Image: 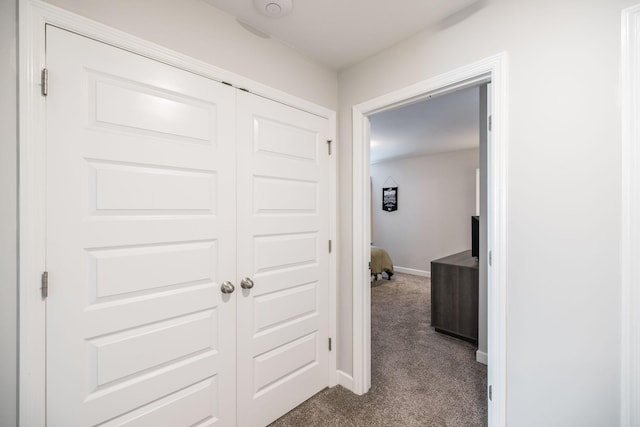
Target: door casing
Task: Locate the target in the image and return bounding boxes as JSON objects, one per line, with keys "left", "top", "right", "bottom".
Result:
{"left": 18, "top": 1, "right": 337, "bottom": 425}
{"left": 351, "top": 53, "right": 508, "bottom": 427}
{"left": 621, "top": 4, "right": 640, "bottom": 425}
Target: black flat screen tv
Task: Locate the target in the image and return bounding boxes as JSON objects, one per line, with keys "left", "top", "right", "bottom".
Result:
{"left": 471, "top": 215, "right": 479, "bottom": 260}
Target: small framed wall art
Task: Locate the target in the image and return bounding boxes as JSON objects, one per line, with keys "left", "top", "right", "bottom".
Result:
{"left": 382, "top": 186, "right": 398, "bottom": 212}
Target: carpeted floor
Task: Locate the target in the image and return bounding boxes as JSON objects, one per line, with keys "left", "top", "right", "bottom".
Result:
{"left": 269, "top": 272, "right": 487, "bottom": 427}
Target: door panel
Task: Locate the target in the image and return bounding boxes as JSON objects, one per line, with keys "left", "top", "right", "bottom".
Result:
{"left": 99, "top": 378, "right": 218, "bottom": 427}
{"left": 236, "top": 91, "right": 330, "bottom": 426}
{"left": 46, "top": 27, "right": 236, "bottom": 426}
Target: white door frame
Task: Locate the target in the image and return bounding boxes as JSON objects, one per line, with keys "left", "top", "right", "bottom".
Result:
{"left": 621, "top": 4, "right": 640, "bottom": 426}
{"left": 351, "top": 53, "right": 508, "bottom": 427}
{"left": 18, "top": 1, "right": 338, "bottom": 425}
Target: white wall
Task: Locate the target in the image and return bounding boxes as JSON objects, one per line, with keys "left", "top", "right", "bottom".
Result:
{"left": 338, "top": 0, "right": 634, "bottom": 424}
{"left": 0, "top": 0, "right": 18, "bottom": 426}
{"left": 370, "top": 149, "right": 479, "bottom": 273}
{"left": 44, "top": 0, "right": 338, "bottom": 111}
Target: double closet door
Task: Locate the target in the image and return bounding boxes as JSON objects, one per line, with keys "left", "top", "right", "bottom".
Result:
{"left": 45, "top": 26, "right": 330, "bottom": 427}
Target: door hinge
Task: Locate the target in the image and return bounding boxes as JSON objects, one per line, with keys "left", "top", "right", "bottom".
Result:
{"left": 328, "top": 240, "right": 332, "bottom": 253}
{"left": 41, "top": 271, "right": 49, "bottom": 299}
{"left": 488, "top": 115, "right": 492, "bottom": 131}
{"left": 41, "top": 68, "right": 48, "bottom": 97}
{"left": 328, "top": 337, "right": 332, "bottom": 351}
{"left": 489, "top": 250, "right": 493, "bottom": 266}
{"left": 489, "top": 385, "right": 492, "bottom": 401}
{"left": 327, "top": 140, "right": 332, "bottom": 155}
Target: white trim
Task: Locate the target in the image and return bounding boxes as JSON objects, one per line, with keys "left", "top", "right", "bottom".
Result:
{"left": 352, "top": 53, "right": 508, "bottom": 427}
{"left": 19, "top": 0, "right": 338, "bottom": 423}
{"left": 328, "top": 109, "right": 338, "bottom": 388}
{"left": 476, "top": 350, "right": 488, "bottom": 366}
{"left": 393, "top": 266, "right": 430, "bottom": 278}
{"left": 352, "top": 108, "right": 371, "bottom": 395}
{"left": 336, "top": 370, "right": 354, "bottom": 391}
{"left": 621, "top": 4, "right": 640, "bottom": 426}
{"left": 18, "top": 2, "right": 47, "bottom": 425}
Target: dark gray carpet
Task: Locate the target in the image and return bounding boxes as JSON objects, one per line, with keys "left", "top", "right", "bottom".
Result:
{"left": 270, "top": 272, "right": 487, "bottom": 427}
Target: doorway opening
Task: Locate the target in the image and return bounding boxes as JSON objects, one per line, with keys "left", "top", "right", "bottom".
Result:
{"left": 351, "top": 54, "right": 507, "bottom": 427}
{"left": 368, "top": 83, "right": 487, "bottom": 423}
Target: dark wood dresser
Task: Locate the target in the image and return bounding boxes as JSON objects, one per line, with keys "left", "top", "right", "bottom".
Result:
{"left": 430, "top": 250, "right": 479, "bottom": 344}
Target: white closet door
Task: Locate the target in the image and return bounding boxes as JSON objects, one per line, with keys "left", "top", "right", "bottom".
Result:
{"left": 236, "top": 91, "right": 330, "bottom": 426}
{"left": 46, "top": 27, "right": 236, "bottom": 426}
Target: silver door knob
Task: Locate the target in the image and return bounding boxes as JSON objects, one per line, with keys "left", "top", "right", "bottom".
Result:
{"left": 240, "top": 277, "right": 254, "bottom": 289}
{"left": 221, "top": 281, "right": 235, "bottom": 294}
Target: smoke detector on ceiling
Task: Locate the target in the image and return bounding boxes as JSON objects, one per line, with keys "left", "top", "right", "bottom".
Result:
{"left": 253, "top": 0, "right": 293, "bottom": 18}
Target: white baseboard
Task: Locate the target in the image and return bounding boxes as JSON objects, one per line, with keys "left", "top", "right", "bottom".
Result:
{"left": 394, "top": 266, "right": 430, "bottom": 278}
{"left": 336, "top": 370, "right": 354, "bottom": 391}
{"left": 476, "top": 350, "right": 488, "bottom": 365}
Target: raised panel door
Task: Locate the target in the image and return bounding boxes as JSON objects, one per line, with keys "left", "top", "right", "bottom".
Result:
{"left": 46, "top": 27, "right": 236, "bottom": 426}
{"left": 236, "top": 91, "right": 330, "bottom": 427}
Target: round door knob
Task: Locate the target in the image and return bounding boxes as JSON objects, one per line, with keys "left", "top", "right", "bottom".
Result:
{"left": 220, "top": 281, "right": 235, "bottom": 294}
{"left": 240, "top": 277, "right": 254, "bottom": 289}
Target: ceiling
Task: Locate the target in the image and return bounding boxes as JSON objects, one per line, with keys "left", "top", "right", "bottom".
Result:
{"left": 202, "top": 0, "right": 481, "bottom": 70}
{"left": 201, "top": 0, "right": 483, "bottom": 163}
{"left": 369, "top": 86, "right": 480, "bottom": 164}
